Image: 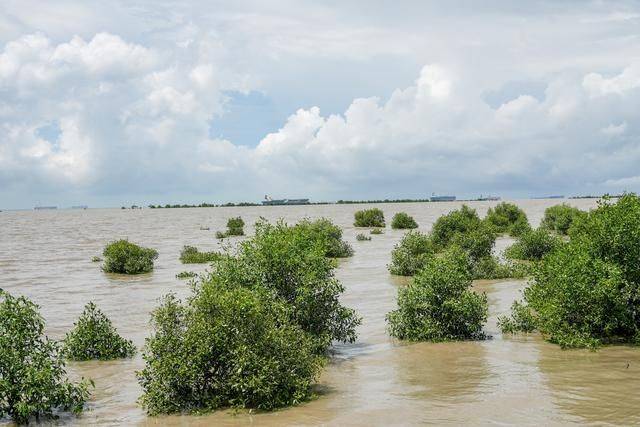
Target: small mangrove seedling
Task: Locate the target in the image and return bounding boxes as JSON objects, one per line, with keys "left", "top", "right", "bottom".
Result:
{"left": 91, "top": 256, "right": 102, "bottom": 262}
{"left": 356, "top": 233, "right": 371, "bottom": 241}
{"left": 176, "top": 271, "right": 197, "bottom": 279}
{"left": 216, "top": 216, "right": 245, "bottom": 238}
{"left": 63, "top": 302, "right": 136, "bottom": 361}
{"left": 0, "top": 290, "right": 91, "bottom": 424}
{"left": 354, "top": 208, "right": 385, "bottom": 227}
{"left": 391, "top": 212, "right": 418, "bottom": 229}
{"left": 102, "top": 240, "right": 158, "bottom": 274}
{"left": 179, "top": 245, "right": 221, "bottom": 264}
{"left": 370, "top": 228, "right": 384, "bottom": 235}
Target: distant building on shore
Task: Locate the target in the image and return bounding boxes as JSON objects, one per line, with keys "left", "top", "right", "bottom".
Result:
{"left": 430, "top": 195, "right": 456, "bottom": 202}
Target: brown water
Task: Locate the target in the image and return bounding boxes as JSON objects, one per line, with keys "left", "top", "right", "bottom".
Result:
{"left": 1, "top": 200, "right": 639, "bottom": 426}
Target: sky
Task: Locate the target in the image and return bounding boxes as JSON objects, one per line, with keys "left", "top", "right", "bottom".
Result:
{"left": 1, "top": 1, "right": 640, "bottom": 209}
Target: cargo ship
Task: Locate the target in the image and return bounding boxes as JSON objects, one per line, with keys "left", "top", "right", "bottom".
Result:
{"left": 261, "top": 195, "right": 310, "bottom": 206}
{"left": 34, "top": 206, "right": 57, "bottom": 210}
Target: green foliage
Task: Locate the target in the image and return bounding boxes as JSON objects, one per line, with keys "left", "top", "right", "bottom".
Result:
{"left": 176, "top": 271, "right": 197, "bottom": 279}
{"left": 504, "top": 228, "right": 561, "bottom": 261}
{"left": 356, "top": 233, "right": 371, "bottom": 241}
{"left": 226, "top": 216, "right": 245, "bottom": 236}
{"left": 484, "top": 202, "right": 531, "bottom": 236}
{"left": 370, "top": 228, "right": 384, "bottom": 234}
{"left": 138, "top": 288, "right": 323, "bottom": 415}
{"left": 501, "top": 194, "right": 640, "bottom": 348}
{"left": 179, "top": 245, "right": 221, "bottom": 264}
{"left": 102, "top": 240, "right": 158, "bottom": 274}
{"left": 354, "top": 208, "right": 385, "bottom": 227}
{"left": 63, "top": 302, "right": 136, "bottom": 361}
{"left": 293, "top": 218, "right": 353, "bottom": 257}
{"left": 471, "top": 256, "right": 529, "bottom": 280}
{"left": 391, "top": 212, "right": 418, "bottom": 229}
{"left": 91, "top": 256, "right": 102, "bottom": 262}
{"left": 430, "top": 205, "right": 483, "bottom": 248}
{"left": 215, "top": 217, "right": 245, "bottom": 238}
{"left": 388, "top": 231, "right": 435, "bottom": 276}
{"left": 540, "top": 203, "right": 585, "bottom": 235}
{"left": 211, "top": 219, "right": 361, "bottom": 353}
{"left": 0, "top": 291, "right": 91, "bottom": 424}
{"left": 498, "top": 301, "right": 536, "bottom": 334}
{"left": 386, "top": 247, "right": 488, "bottom": 341}
{"left": 449, "top": 221, "right": 496, "bottom": 262}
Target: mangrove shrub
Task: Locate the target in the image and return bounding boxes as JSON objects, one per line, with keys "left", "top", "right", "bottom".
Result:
{"left": 356, "top": 233, "right": 371, "bottom": 241}
{"left": 0, "top": 291, "right": 91, "bottom": 424}
{"left": 387, "top": 247, "right": 488, "bottom": 341}
{"left": 484, "top": 202, "right": 531, "bottom": 236}
{"left": 504, "top": 228, "right": 561, "bottom": 261}
{"left": 388, "top": 231, "right": 435, "bottom": 276}
{"left": 391, "top": 212, "right": 418, "bottom": 229}
{"left": 138, "top": 288, "right": 322, "bottom": 415}
{"left": 354, "top": 208, "right": 385, "bottom": 227}
{"left": 500, "top": 194, "right": 640, "bottom": 348}
{"left": 179, "top": 245, "right": 221, "bottom": 264}
{"left": 102, "top": 240, "right": 158, "bottom": 274}
{"left": 63, "top": 302, "right": 136, "bottom": 361}
{"left": 216, "top": 216, "right": 245, "bottom": 238}
{"left": 211, "top": 219, "right": 361, "bottom": 353}
{"left": 294, "top": 218, "right": 353, "bottom": 257}
{"left": 540, "top": 203, "right": 585, "bottom": 235}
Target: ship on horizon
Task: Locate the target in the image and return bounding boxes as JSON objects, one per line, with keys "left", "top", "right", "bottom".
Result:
{"left": 262, "top": 195, "right": 310, "bottom": 206}
{"left": 34, "top": 206, "right": 57, "bottom": 210}
{"left": 430, "top": 194, "right": 456, "bottom": 202}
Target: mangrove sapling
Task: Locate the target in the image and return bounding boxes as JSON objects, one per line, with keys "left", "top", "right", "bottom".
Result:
{"left": 225, "top": 216, "right": 245, "bottom": 236}
{"left": 294, "top": 218, "right": 353, "bottom": 257}
{"left": 137, "top": 288, "right": 323, "bottom": 415}
{"left": 388, "top": 231, "right": 435, "bottom": 276}
{"left": 499, "top": 194, "right": 640, "bottom": 348}
{"left": 356, "top": 233, "right": 371, "bottom": 241}
{"left": 63, "top": 302, "right": 136, "bottom": 361}
{"left": 386, "top": 247, "right": 488, "bottom": 341}
{"left": 179, "top": 245, "right": 221, "bottom": 264}
{"left": 370, "top": 228, "right": 384, "bottom": 235}
{"left": 471, "top": 256, "right": 529, "bottom": 280}
{"left": 211, "top": 219, "right": 361, "bottom": 353}
{"left": 504, "top": 228, "right": 561, "bottom": 261}
{"left": 484, "top": 202, "right": 531, "bottom": 237}
{"left": 430, "top": 205, "right": 483, "bottom": 248}
{"left": 102, "top": 240, "right": 158, "bottom": 274}
{"left": 354, "top": 208, "right": 385, "bottom": 227}
{"left": 540, "top": 203, "right": 586, "bottom": 235}
{"left": 391, "top": 212, "right": 418, "bottom": 229}
{"left": 176, "top": 271, "right": 197, "bottom": 279}
{"left": 0, "top": 291, "right": 91, "bottom": 424}
{"left": 91, "top": 256, "right": 102, "bottom": 262}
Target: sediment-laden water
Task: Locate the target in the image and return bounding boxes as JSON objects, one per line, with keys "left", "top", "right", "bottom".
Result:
{"left": 1, "top": 199, "right": 638, "bottom": 425}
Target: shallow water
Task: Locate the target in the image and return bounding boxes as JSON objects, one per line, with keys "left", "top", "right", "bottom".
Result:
{"left": 1, "top": 199, "right": 639, "bottom": 426}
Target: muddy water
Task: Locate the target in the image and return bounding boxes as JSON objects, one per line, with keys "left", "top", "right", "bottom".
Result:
{"left": 1, "top": 199, "right": 639, "bottom": 426}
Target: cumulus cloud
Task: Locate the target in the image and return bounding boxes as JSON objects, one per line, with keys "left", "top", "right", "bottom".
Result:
{"left": 1, "top": 1, "right": 640, "bottom": 207}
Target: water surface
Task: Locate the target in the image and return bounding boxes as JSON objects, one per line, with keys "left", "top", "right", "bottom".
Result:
{"left": 1, "top": 199, "right": 638, "bottom": 426}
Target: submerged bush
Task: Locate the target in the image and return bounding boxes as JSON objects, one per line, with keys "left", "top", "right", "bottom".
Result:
{"left": 226, "top": 216, "right": 245, "bottom": 236}
{"left": 63, "top": 302, "right": 136, "bottom": 361}
{"left": 541, "top": 203, "right": 585, "bottom": 235}
{"left": 504, "top": 228, "right": 561, "bottom": 261}
{"left": 471, "top": 256, "right": 529, "bottom": 280}
{"left": 91, "top": 256, "right": 102, "bottom": 263}
{"left": 500, "top": 194, "right": 640, "bottom": 348}
{"left": 138, "top": 288, "right": 323, "bottom": 415}
{"left": 386, "top": 247, "right": 488, "bottom": 341}
{"left": 356, "top": 233, "right": 371, "bottom": 241}
{"left": 176, "top": 271, "right": 197, "bottom": 279}
{"left": 0, "top": 291, "right": 91, "bottom": 424}
{"left": 388, "top": 231, "right": 435, "bottom": 276}
{"left": 211, "top": 219, "right": 361, "bottom": 353}
{"left": 216, "top": 217, "right": 245, "bottom": 238}
{"left": 370, "top": 228, "right": 384, "bottom": 235}
{"left": 102, "top": 240, "right": 158, "bottom": 274}
{"left": 430, "top": 205, "right": 483, "bottom": 248}
{"left": 484, "top": 202, "right": 531, "bottom": 236}
{"left": 354, "top": 208, "right": 385, "bottom": 227}
{"left": 179, "top": 245, "right": 221, "bottom": 264}
{"left": 391, "top": 212, "right": 418, "bottom": 229}
{"left": 294, "top": 218, "right": 353, "bottom": 257}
